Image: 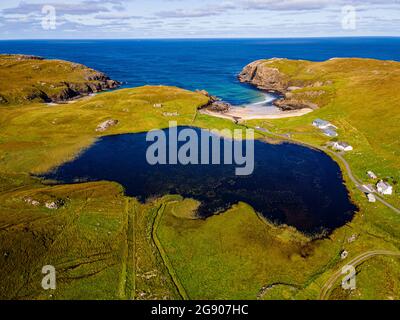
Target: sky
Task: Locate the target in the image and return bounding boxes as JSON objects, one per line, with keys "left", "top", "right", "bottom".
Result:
{"left": 0, "top": 0, "right": 399, "bottom": 39}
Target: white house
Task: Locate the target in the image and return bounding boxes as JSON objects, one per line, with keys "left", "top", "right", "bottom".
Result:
{"left": 367, "top": 193, "right": 376, "bottom": 203}
{"left": 333, "top": 141, "right": 353, "bottom": 152}
{"left": 376, "top": 180, "right": 393, "bottom": 195}
{"left": 367, "top": 171, "right": 378, "bottom": 179}
{"left": 323, "top": 128, "right": 338, "bottom": 138}
{"left": 313, "top": 119, "right": 337, "bottom": 130}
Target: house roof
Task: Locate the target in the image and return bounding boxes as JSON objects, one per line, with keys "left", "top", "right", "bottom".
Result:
{"left": 367, "top": 193, "right": 376, "bottom": 201}
{"left": 313, "top": 119, "right": 330, "bottom": 126}
{"left": 377, "top": 180, "right": 392, "bottom": 189}
{"left": 323, "top": 128, "right": 338, "bottom": 137}
{"left": 336, "top": 142, "right": 350, "bottom": 147}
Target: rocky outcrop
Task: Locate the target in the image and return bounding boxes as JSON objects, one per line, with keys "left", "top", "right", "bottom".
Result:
{"left": 24, "top": 197, "right": 40, "bottom": 206}
{"left": 0, "top": 54, "right": 121, "bottom": 105}
{"left": 96, "top": 119, "right": 119, "bottom": 132}
{"left": 45, "top": 200, "right": 65, "bottom": 210}
{"left": 0, "top": 95, "right": 7, "bottom": 104}
{"left": 1, "top": 54, "right": 45, "bottom": 61}
{"left": 195, "top": 89, "right": 219, "bottom": 102}
{"left": 239, "top": 59, "right": 327, "bottom": 111}
{"left": 26, "top": 90, "right": 51, "bottom": 103}
{"left": 206, "top": 101, "right": 231, "bottom": 113}
{"left": 238, "top": 60, "right": 289, "bottom": 93}
{"left": 274, "top": 98, "right": 318, "bottom": 111}
{"left": 24, "top": 196, "right": 65, "bottom": 210}
{"left": 196, "top": 89, "right": 232, "bottom": 114}
{"left": 47, "top": 78, "right": 120, "bottom": 103}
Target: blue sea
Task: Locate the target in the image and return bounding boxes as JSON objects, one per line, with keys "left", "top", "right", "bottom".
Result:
{"left": 1, "top": 37, "right": 399, "bottom": 105}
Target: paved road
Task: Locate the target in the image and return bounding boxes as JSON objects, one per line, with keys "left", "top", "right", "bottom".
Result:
{"left": 319, "top": 250, "right": 400, "bottom": 300}
{"left": 254, "top": 126, "right": 400, "bottom": 215}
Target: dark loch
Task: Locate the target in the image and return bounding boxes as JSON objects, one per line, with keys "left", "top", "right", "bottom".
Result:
{"left": 43, "top": 127, "right": 357, "bottom": 234}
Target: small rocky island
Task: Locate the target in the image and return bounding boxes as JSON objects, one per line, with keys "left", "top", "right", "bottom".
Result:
{"left": 0, "top": 54, "right": 120, "bottom": 105}
{"left": 196, "top": 89, "right": 232, "bottom": 113}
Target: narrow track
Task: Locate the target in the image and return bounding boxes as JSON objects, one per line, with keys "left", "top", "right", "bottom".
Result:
{"left": 151, "top": 203, "right": 189, "bottom": 300}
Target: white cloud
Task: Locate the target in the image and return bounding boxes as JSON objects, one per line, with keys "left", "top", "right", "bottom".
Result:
{"left": 0, "top": 0, "right": 399, "bottom": 38}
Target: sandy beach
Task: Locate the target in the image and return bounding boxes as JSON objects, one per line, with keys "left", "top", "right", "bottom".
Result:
{"left": 201, "top": 92, "right": 314, "bottom": 121}
{"left": 200, "top": 107, "right": 313, "bottom": 120}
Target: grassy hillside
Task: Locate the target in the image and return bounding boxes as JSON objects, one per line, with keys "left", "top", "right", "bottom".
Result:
{"left": 0, "top": 85, "right": 214, "bottom": 174}
{"left": 0, "top": 54, "right": 119, "bottom": 105}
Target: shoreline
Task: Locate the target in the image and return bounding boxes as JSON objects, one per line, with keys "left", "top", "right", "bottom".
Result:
{"left": 200, "top": 89, "right": 314, "bottom": 121}
{"left": 200, "top": 106, "right": 313, "bottom": 121}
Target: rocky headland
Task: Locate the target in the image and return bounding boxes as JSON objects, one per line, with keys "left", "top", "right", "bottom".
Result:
{"left": 238, "top": 58, "right": 332, "bottom": 111}
{"left": 0, "top": 54, "right": 120, "bottom": 105}
{"left": 196, "top": 89, "right": 232, "bottom": 113}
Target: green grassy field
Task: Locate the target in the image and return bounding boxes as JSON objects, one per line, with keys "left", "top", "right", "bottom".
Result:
{"left": 0, "top": 54, "right": 119, "bottom": 105}
{"left": 1, "top": 56, "right": 399, "bottom": 300}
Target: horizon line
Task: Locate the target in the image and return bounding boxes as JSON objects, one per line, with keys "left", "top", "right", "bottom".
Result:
{"left": 1, "top": 35, "right": 400, "bottom": 41}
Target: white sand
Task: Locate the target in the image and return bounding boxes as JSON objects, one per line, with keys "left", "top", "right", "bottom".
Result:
{"left": 201, "top": 92, "right": 314, "bottom": 121}
{"left": 201, "top": 107, "right": 313, "bottom": 121}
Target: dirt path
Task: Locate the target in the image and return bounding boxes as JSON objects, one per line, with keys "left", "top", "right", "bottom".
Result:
{"left": 151, "top": 203, "right": 189, "bottom": 300}
{"left": 118, "top": 198, "right": 136, "bottom": 299}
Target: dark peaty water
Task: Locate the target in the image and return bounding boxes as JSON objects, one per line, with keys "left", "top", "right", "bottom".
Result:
{"left": 43, "top": 127, "right": 357, "bottom": 235}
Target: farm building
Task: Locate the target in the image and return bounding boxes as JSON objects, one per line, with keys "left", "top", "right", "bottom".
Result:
{"left": 313, "top": 119, "right": 337, "bottom": 130}
{"left": 323, "top": 128, "right": 338, "bottom": 138}
{"left": 376, "top": 181, "right": 393, "bottom": 195}
{"left": 367, "top": 171, "right": 378, "bottom": 179}
{"left": 333, "top": 141, "right": 353, "bottom": 152}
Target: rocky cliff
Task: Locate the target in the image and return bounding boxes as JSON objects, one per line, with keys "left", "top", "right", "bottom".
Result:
{"left": 0, "top": 54, "right": 120, "bottom": 105}
{"left": 195, "top": 89, "right": 232, "bottom": 113}
{"left": 238, "top": 59, "right": 327, "bottom": 111}
{"left": 238, "top": 59, "right": 289, "bottom": 93}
